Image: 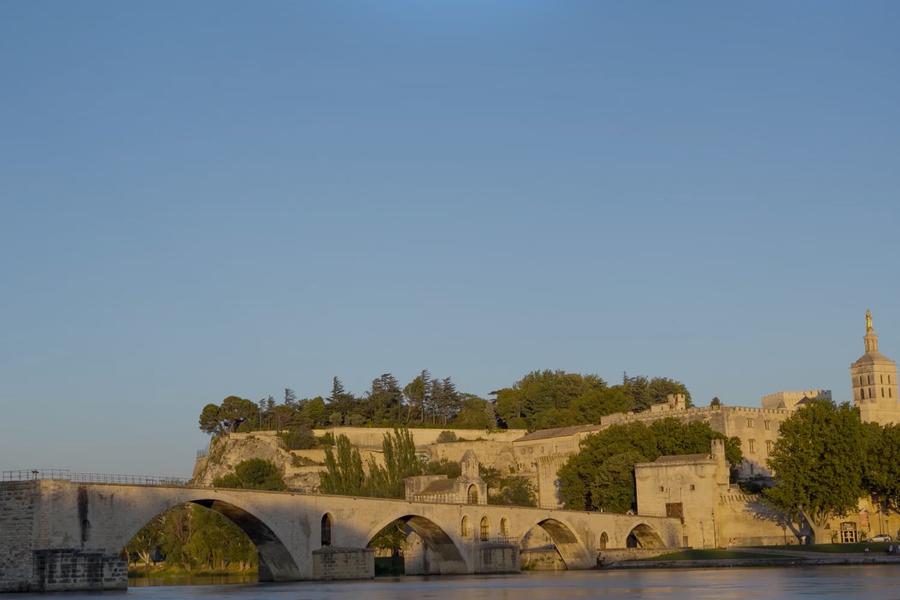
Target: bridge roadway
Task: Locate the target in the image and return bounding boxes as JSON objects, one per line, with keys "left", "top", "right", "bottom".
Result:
{"left": 0, "top": 479, "right": 682, "bottom": 592}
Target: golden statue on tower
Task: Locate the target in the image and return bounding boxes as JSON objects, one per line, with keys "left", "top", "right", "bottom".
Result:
{"left": 866, "top": 309, "right": 874, "bottom": 332}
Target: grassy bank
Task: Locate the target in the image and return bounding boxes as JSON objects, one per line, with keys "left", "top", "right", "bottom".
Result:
{"left": 644, "top": 549, "right": 777, "bottom": 561}
{"left": 752, "top": 543, "right": 894, "bottom": 554}
{"left": 128, "top": 565, "right": 257, "bottom": 578}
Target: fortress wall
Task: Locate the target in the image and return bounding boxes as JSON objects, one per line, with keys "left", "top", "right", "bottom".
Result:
{"left": 311, "top": 427, "right": 527, "bottom": 448}
{"left": 426, "top": 441, "right": 517, "bottom": 472}
{"left": 0, "top": 482, "right": 37, "bottom": 592}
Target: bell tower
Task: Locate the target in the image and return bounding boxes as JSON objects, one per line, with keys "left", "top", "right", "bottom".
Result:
{"left": 850, "top": 310, "right": 900, "bottom": 425}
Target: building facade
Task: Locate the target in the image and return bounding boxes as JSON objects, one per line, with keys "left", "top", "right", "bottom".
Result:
{"left": 851, "top": 310, "right": 900, "bottom": 425}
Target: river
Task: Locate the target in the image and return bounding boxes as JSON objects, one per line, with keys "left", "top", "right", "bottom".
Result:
{"left": 5, "top": 567, "right": 900, "bottom": 599}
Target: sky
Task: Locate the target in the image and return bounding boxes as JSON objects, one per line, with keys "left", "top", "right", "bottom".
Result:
{"left": 1, "top": 2, "right": 899, "bottom": 476}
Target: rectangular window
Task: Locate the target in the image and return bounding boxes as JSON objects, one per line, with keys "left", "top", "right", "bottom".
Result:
{"left": 665, "top": 502, "right": 684, "bottom": 523}
{"left": 764, "top": 420, "right": 771, "bottom": 431}
{"left": 748, "top": 439, "right": 756, "bottom": 453}
{"left": 766, "top": 440, "right": 774, "bottom": 453}
{"left": 746, "top": 419, "right": 754, "bottom": 428}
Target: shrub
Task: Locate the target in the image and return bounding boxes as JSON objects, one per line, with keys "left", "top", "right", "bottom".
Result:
{"left": 436, "top": 431, "right": 458, "bottom": 443}
{"left": 278, "top": 428, "right": 317, "bottom": 450}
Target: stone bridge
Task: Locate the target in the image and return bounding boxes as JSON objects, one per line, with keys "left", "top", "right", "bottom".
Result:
{"left": 0, "top": 479, "right": 682, "bottom": 592}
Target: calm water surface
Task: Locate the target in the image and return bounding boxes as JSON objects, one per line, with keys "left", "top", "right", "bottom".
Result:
{"left": 9, "top": 567, "right": 900, "bottom": 599}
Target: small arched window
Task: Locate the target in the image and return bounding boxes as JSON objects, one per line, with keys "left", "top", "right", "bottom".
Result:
{"left": 480, "top": 516, "right": 490, "bottom": 541}
{"left": 461, "top": 516, "right": 470, "bottom": 537}
{"left": 599, "top": 531, "right": 609, "bottom": 549}
{"left": 500, "top": 517, "right": 509, "bottom": 537}
{"left": 321, "top": 513, "right": 332, "bottom": 547}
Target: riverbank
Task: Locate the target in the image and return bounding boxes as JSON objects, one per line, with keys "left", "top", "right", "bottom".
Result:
{"left": 602, "top": 545, "right": 900, "bottom": 570}
{"left": 128, "top": 565, "right": 257, "bottom": 578}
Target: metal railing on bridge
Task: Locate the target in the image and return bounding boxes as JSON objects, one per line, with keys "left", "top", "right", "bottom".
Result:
{"left": 1, "top": 469, "right": 189, "bottom": 487}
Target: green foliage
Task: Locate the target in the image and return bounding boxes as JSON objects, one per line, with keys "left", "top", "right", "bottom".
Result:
{"left": 424, "top": 458, "right": 462, "bottom": 478}
{"left": 765, "top": 400, "right": 868, "bottom": 528}
{"left": 558, "top": 418, "right": 741, "bottom": 512}
{"left": 212, "top": 459, "right": 286, "bottom": 491}
{"left": 368, "top": 519, "right": 407, "bottom": 551}
{"left": 126, "top": 504, "right": 257, "bottom": 572}
{"left": 436, "top": 430, "right": 458, "bottom": 443}
{"left": 451, "top": 395, "right": 496, "bottom": 429}
{"left": 489, "top": 476, "right": 537, "bottom": 507}
{"left": 493, "top": 370, "right": 691, "bottom": 430}
{"left": 278, "top": 427, "right": 317, "bottom": 450}
{"left": 319, "top": 434, "right": 367, "bottom": 496}
{"left": 367, "top": 428, "right": 423, "bottom": 498}
{"left": 320, "top": 429, "right": 424, "bottom": 498}
{"left": 197, "top": 370, "right": 692, "bottom": 436}
{"left": 863, "top": 423, "right": 900, "bottom": 512}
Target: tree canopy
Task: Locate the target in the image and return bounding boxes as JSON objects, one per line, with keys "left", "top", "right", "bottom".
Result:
{"left": 198, "top": 370, "right": 693, "bottom": 437}
{"left": 493, "top": 370, "right": 691, "bottom": 430}
{"left": 764, "top": 400, "right": 883, "bottom": 539}
{"left": 558, "top": 418, "right": 741, "bottom": 513}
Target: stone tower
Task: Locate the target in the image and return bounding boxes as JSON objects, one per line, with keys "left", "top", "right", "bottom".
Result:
{"left": 851, "top": 309, "right": 900, "bottom": 425}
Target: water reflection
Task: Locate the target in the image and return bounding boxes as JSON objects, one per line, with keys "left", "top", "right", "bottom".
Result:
{"left": 8, "top": 566, "right": 900, "bottom": 599}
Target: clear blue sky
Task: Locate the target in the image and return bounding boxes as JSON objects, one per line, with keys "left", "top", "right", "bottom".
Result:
{"left": 2, "top": 2, "right": 899, "bottom": 476}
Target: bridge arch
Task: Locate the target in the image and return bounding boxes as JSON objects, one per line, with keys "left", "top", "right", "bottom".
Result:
{"left": 366, "top": 514, "right": 468, "bottom": 575}
{"left": 521, "top": 517, "right": 593, "bottom": 570}
{"left": 121, "top": 496, "right": 300, "bottom": 582}
{"left": 625, "top": 523, "right": 665, "bottom": 548}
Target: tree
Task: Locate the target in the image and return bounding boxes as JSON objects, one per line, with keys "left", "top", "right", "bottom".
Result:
{"left": 367, "top": 429, "right": 423, "bottom": 498}
{"left": 212, "top": 459, "right": 287, "bottom": 491}
{"left": 278, "top": 427, "right": 317, "bottom": 450}
{"left": 622, "top": 374, "right": 692, "bottom": 411}
{"left": 199, "top": 404, "right": 222, "bottom": 435}
{"left": 452, "top": 395, "right": 496, "bottom": 429}
{"left": 320, "top": 429, "right": 424, "bottom": 499}
{"left": 326, "top": 376, "right": 357, "bottom": 424}
{"left": 765, "top": 400, "right": 867, "bottom": 542}
{"left": 558, "top": 418, "right": 741, "bottom": 512}
{"left": 365, "top": 373, "right": 404, "bottom": 425}
{"left": 319, "top": 434, "right": 367, "bottom": 496}
{"left": 863, "top": 423, "right": 900, "bottom": 513}
{"left": 403, "top": 370, "right": 431, "bottom": 424}
{"left": 490, "top": 477, "right": 537, "bottom": 507}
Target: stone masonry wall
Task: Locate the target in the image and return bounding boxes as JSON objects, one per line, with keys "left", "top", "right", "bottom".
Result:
{"left": 311, "top": 547, "right": 373, "bottom": 580}
{"left": 32, "top": 550, "right": 126, "bottom": 592}
{"left": 0, "top": 482, "right": 36, "bottom": 592}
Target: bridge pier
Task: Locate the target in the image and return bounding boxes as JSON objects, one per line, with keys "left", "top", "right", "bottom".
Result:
{"left": 0, "top": 481, "right": 128, "bottom": 592}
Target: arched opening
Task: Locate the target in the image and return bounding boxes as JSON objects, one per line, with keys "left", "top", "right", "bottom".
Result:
{"left": 321, "top": 513, "right": 332, "bottom": 547}
{"left": 480, "top": 516, "right": 490, "bottom": 541}
{"left": 519, "top": 518, "right": 592, "bottom": 571}
{"left": 367, "top": 514, "right": 468, "bottom": 576}
{"left": 467, "top": 484, "right": 479, "bottom": 504}
{"left": 123, "top": 499, "right": 300, "bottom": 585}
{"left": 625, "top": 524, "right": 665, "bottom": 549}
{"left": 500, "top": 517, "right": 509, "bottom": 538}
{"left": 599, "top": 531, "right": 608, "bottom": 550}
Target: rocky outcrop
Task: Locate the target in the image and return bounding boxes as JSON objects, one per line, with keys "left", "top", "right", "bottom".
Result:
{"left": 192, "top": 432, "right": 325, "bottom": 493}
